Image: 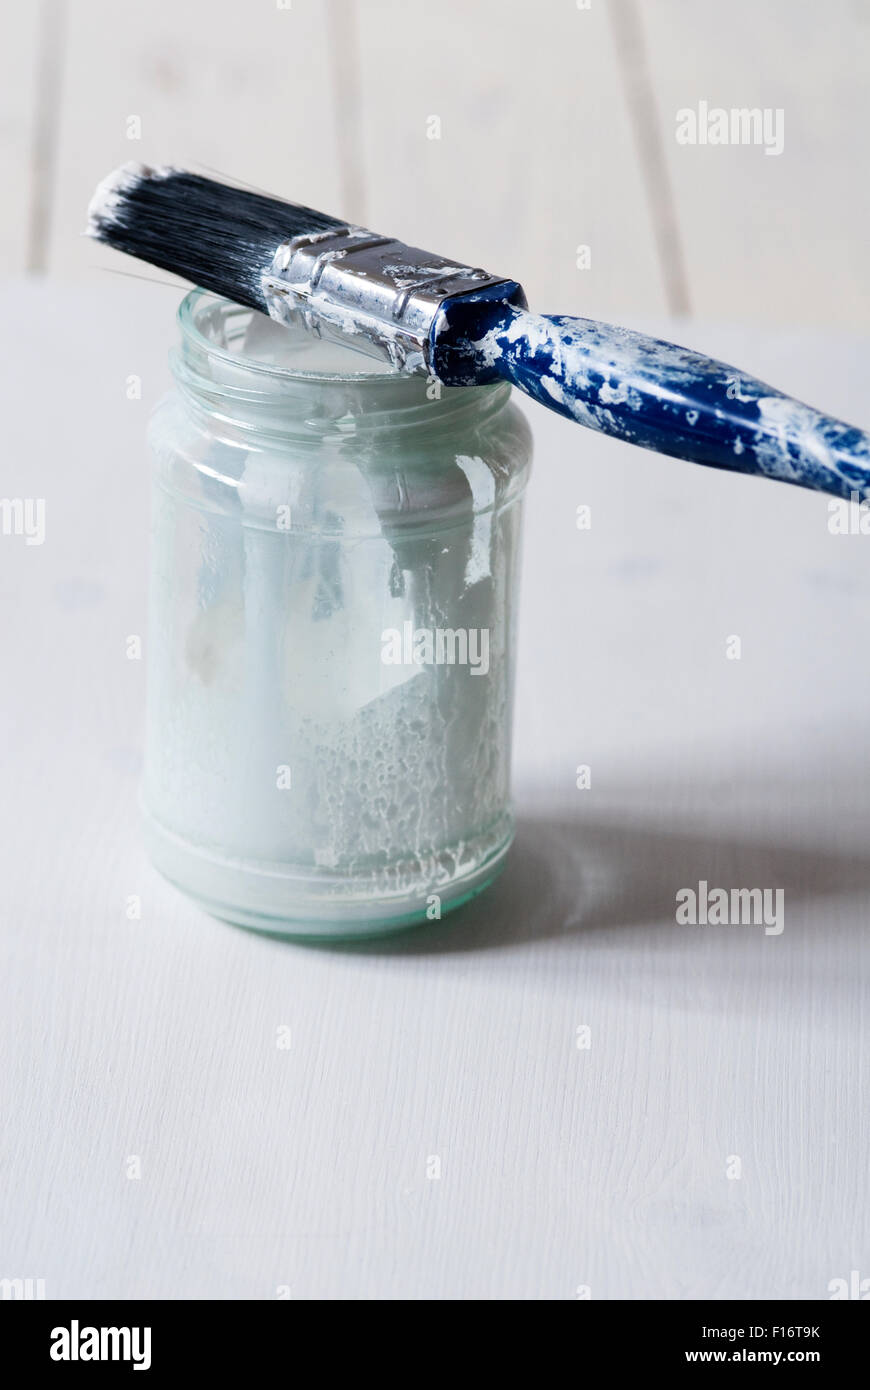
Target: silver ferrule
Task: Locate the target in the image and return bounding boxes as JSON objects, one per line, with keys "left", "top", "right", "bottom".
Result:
{"left": 260, "top": 226, "right": 509, "bottom": 374}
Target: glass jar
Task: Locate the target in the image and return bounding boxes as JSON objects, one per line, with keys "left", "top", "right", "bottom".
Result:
{"left": 142, "top": 290, "right": 532, "bottom": 938}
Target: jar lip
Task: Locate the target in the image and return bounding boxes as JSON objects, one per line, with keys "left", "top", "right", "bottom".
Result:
{"left": 173, "top": 289, "right": 513, "bottom": 440}
{"left": 178, "top": 288, "right": 418, "bottom": 386}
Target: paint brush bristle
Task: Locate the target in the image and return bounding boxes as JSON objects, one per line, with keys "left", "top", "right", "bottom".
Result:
{"left": 86, "top": 163, "right": 345, "bottom": 313}
{"left": 86, "top": 163, "right": 515, "bottom": 373}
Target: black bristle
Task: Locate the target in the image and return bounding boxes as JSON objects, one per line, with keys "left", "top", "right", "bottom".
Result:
{"left": 87, "top": 165, "right": 345, "bottom": 311}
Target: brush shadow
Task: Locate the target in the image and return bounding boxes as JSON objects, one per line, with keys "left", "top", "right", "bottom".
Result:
{"left": 329, "top": 809, "right": 870, "bottom": 956}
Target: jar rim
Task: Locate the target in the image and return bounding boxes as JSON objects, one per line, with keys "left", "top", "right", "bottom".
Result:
{"left": 172, "top": 289, "right": 511, "bottom": 439}
{"left": 178, "top": 288, "right": 421, "bottom": 386}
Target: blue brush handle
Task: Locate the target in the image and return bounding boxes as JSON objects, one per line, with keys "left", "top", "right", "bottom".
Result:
{"left": 432, "top": 295, "right": 870, "bottom": 502}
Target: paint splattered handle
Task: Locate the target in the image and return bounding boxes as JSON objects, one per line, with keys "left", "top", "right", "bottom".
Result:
{"left": 445, "top": 303, "right": 870, "bottom": 502}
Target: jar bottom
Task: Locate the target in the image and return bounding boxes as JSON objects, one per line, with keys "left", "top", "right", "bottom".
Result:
{"left": 141, "top": 803, "right": 514, "bottom": 940}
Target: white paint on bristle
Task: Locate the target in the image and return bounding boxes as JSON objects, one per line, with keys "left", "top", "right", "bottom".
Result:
{"left": 86, "top": 162, "right": 177, "bottom": 235}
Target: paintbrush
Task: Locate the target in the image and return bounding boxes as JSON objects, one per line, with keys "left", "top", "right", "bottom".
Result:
{"left": 88, "top": 163, "right": 870, "bottom": 503}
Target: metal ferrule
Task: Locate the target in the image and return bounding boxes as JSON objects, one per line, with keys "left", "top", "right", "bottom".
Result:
{"left": 260, "top": 225, "right": 510, "bottom": 374}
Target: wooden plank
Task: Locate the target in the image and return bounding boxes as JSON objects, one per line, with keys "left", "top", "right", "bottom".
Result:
{"left": 352, "top": 0, "right": 669, "bottom": 323}
{"left": 640, "top": 0, "right": 870, "bottom": 330}
{"left": 1, "top": 284, "right": 868, "bottom": 1296}
{"left": 0, "top": 0, "right": 42, "bottom": 270}
{"left": 48, "top": 0, "right": 346, "bottom": 276}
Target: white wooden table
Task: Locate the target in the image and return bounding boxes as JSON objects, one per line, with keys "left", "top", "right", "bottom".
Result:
{"left": 1, "top": 281, "right": 867, "bottom": 1299}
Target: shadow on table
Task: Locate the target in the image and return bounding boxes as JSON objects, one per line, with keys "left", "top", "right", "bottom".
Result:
{"left": 329, "top": 808, "right": 870, "bottom": 956}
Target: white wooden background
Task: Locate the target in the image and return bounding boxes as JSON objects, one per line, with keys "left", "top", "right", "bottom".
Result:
{"left": 2, "top": 0, "right": 869, "bottom": 1302}
{"left": 0, "top": 283, "right": 868, "bottom": 1299}
{"left": 2, "top": 0, "right": 869, "bottom": 329}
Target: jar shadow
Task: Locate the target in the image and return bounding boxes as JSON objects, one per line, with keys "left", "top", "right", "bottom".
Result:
{"left": 306, "top": 810, "right": 870, "bottom": 956}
